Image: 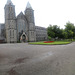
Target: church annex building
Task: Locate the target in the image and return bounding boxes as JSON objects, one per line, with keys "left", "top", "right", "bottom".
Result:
{"left": 0, "top": 0, "right": 47, "bottom": 43}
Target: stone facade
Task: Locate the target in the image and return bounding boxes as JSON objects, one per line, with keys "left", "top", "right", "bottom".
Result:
{"left": 0, "top": 24, "right": 5, "bottom": 43}
{"left": 4, "top": 0, "right": 17, "bottom": 43}
{"left": 0, "top": 0, "right": 47, "bottom": 43}
{"left": 35, "top": 26, "right": 48, "bottom": 41}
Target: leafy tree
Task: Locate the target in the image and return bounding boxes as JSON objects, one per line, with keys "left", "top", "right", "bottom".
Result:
{"left": 72, "top": 26, "right": 75, "bottom": 37}
{"left": 58, "top": 29, "right": 64, "bottom": 39}
{"left": 47, "top": 21, "right": 75, "bottom": 40}
{"left": 47, "top": 25, "right": 62, "bottom": 39}
{"left": 52, "top": 25, "right": 60, "bottom": 38}
{"left": 47, "top": 25, "right": 55, "bottom": 38}
{"left": 65, "top": 22, "right": 74, "bottom": 39}
{"left": 65, "top": 22, "right": 74, "bottom": 31}
{"left": 68, "top": 30, "right": 73, "bottom": 38}
{"left": 48, "top": 36, "right": 51, "bottom": 40}
{"left": 62, "top": 30, "right": 68, "bottom": 39}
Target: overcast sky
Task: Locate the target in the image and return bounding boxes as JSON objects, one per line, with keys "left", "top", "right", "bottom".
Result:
{"left": 0, "top": 0, "right": 75, "bottom": 29}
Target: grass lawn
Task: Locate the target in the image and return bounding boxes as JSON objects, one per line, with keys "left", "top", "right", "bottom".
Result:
{"left": 29, "top": 41, "right": 71, "bottom": 45}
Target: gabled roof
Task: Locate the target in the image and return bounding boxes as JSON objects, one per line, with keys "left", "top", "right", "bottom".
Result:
{"left": 18, "top": 12, "right": 24, "bottom": 16}
{"left": 6, "top": 0, "right": 13, "bottom": 5}
{"left": 17, "top": 12, "right": 25, "bottom": 20}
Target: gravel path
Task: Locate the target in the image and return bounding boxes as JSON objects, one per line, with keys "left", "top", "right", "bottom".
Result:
{"left": 0, "top": 42, "right": 75, "bottom": 75}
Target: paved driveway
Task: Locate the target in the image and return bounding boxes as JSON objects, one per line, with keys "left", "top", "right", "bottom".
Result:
{"left": 0, "top": 42, "right": 75, "bottom": 75}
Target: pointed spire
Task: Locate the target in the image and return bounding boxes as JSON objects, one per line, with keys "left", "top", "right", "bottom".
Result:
{"left": 6, "top": 0, "right": 13, "bottom": 5}
{"left": 26, "top": 2, "right": 32, "bottom": 9}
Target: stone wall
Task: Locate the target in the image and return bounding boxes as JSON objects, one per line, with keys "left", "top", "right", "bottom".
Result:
{"left": 35, "top": 26, "right": 48, "bottom": 41}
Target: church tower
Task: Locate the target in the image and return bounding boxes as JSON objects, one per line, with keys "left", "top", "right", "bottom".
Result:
{"left": 4, "top": 0, "right": 17, "bottom": 43}
{"left": 25, "top": 2, "right": 36, "bottom": 42}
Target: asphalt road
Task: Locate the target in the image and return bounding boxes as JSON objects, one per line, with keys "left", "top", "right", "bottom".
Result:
{"left": 0, "top": 42, "right": 75, "bottom": 75}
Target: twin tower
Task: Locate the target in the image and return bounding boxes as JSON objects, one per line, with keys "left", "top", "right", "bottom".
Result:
{"left": 4, "top": 0, "right": 36, "bottom": 43}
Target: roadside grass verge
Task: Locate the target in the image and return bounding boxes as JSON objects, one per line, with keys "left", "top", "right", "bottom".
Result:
{"left": 29, "top": 41, "right": 71, "bottom": 45}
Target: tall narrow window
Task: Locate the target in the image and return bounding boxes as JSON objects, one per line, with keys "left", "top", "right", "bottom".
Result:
{"left": 10, "top": 30, "right": 11, "bottom": 37}
{"left": 9, "top": 7, "right": 12, "bottom": 11}
{"left": 31, "top": 32, "right": 32, "bottom": 36}
{"left": 31, "top": 32, "right": 34, "bottom": 37}
{"left": 13, "top": 30, "right": 14, "bottom": 38}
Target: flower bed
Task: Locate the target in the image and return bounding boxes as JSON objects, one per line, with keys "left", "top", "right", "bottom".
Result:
{"left": 44, "top": 41, "right": 54, "bottom": 43}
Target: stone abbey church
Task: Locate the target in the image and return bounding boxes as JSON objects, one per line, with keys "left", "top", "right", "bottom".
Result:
{"left": 0, "top": 0, "right": 47, "bottom": 43}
